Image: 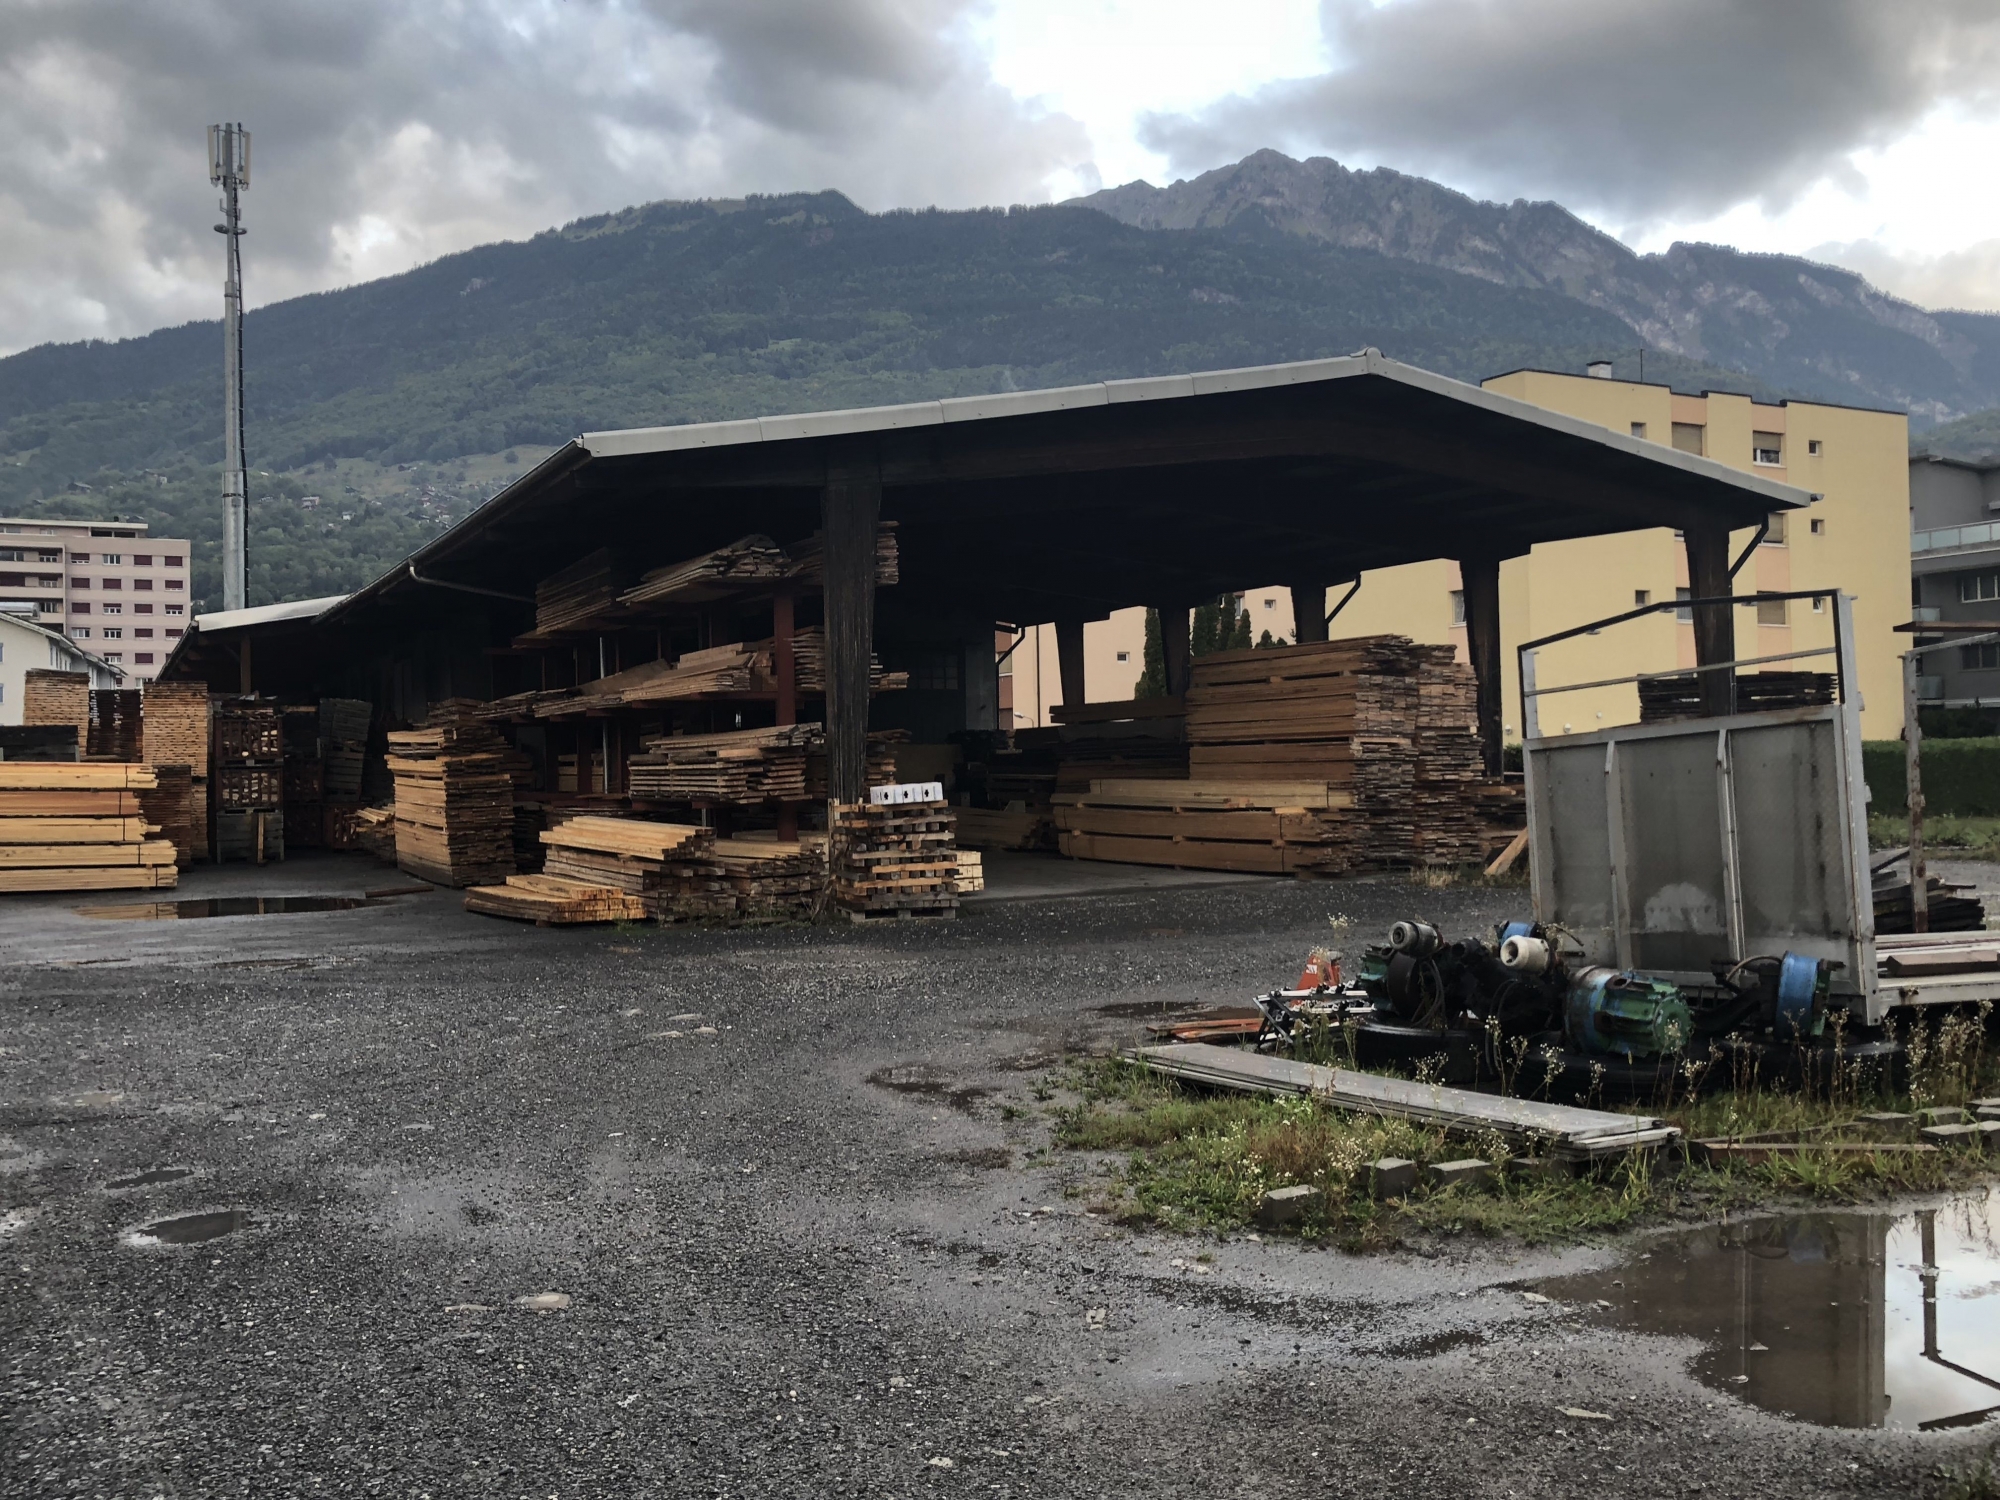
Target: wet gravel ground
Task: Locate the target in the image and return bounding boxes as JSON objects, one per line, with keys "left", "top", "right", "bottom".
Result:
{"left": 0, "top": 855, "right": 1983, "bottom": 1497}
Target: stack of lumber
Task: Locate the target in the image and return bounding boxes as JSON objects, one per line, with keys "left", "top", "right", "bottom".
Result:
{"left": 1638, "top": 669, "right": 1836, "bottom": 724}
{"left": 0, "top": 762, "right": 178, "bottom": 891}
{"left": 343, "top": 803, "right": 398, "bottom": 863}
{"left": 1874, "top": 875, "right": 1987, "bottom": 935}
{"left": 135, "top": 763, "right": 195, "bottom": 868}
{"left": 478, "top": 688, "right": 577, "bottom": 720}
{"left": 87, "top": 690, "right": 144, "bottom": 760}
{"left": 954, "top": 848, "right": 984, "bottom": 893}
{"left": 954, "top": 806, "right": 1055, "bottom": 850}
{"left": 831, "top": 800, "right": 960, "bottom": 921}
{"left": 561, "top": 643, "right": 769, "bottom": 712}
{"left": 386, "top": 700, "right": 515, "bottom": 887}
{"left": 788, "top": 629, "right": 906, "bottom": 693}
{"left": 0, "top": 725, "right": 79, "bottom": 760}
{"left": 511, "top": 801, "right": 549, "bottom": 872}
{"left": 1054, "top": 779, "right": 1353, "bottom": 875}
{"left": 534, "top": 548, "right": 628, "bottom": 635}
{"left": 628, "top": 723, "right": 816, "bottom": 804}
{"left": 619, "top": 534, "right": 792, "bottom": 610}
{"left": 142, "top": 682, "right": 211, "bottom": 861}
{"left": 1409, "top": 649, "right": 1489, "bottom": 866}
{"left": 464, "top": 874, "right": 648, "bottom": 925}
{"left": 318, "top": 698, "right": 371, "bottom": 799}
{"left": 539, "top": 816, "right": 713, "bottom": 906}
{"left": 805, "top": 732, "right": 904, "bottom": 800}
{"left": 786, "top": 522, "right": 901, "bottom": 588}
{"left": 23, "top": 670, "right": 90, "bottom": 746}
{"left": 651, "top": 838, "right": 826, "bottom": 923}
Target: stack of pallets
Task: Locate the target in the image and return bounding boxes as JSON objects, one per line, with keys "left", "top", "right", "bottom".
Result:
{"left": 213, "top": 704, "right": 285, "bottom": 861}
{"left": 831, "top": 801, "right": 960, "bottom": 921}
{"left": 627, "top": 724, "right": 816, "bottom": 804}
{"left": 141, "top": 682, "right": 211, "bottom": 860}
{"left": 1053, "top": 778, "right": 1353, "bottom": 874}
{"left": 387, "top": 701, "right": 516, "bottom": 887}
{"left": 0, "top": 762, "right": 178, "bottom": 892}
{"left": 319, "top": 698, "right": 371, "bottom": 801}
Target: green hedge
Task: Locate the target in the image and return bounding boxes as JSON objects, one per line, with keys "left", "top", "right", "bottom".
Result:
{"left": 1863, "top": 738, "right": 2000, "bottom": 816}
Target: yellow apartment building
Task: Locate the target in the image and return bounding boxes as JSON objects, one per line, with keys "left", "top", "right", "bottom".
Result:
{"left": 1006, "top": 368, "right": 1909, "bottom": 740}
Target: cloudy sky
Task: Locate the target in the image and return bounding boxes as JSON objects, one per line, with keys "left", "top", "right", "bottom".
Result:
{"left": 4, "top": 0, "right": 1999, "bottom": 356}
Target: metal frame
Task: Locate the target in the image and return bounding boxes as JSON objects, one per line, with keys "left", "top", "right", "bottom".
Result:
{"left": 1518, "top": 590, "right": 1911, "bottom": 1022}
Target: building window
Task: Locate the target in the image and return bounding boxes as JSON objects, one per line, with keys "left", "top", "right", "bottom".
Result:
{"left": 134, "top": 628, "right": 153, "bottom": 638}
{"left": 1811, "top": 597, "right": 1826, "bottom": 613}
{"left": 900, "top": 649, "right": 961, "bottom": 692}
{"left": 1676, "top": 586, "right": 1693, "bottom": 621}
{"left": 1963, "top": 643, "right": 2000, "bottom": 671}
{"left": 1752, "top": 432, "right": 1784, "bottom": 465}
{"left": 165, "top": 604, "right": 184, "bottom": 616}
{"left": 165, "top": 628, "right": 182, "bottom": 639}
{"left": 133, "top": 554, "right": 152, "bottom": 565}
{"left": 33, "top": 574, "right": 58, "bottom": 587}
{"left": 133, "top": 578, "right": 153, "bottom": 590}
{"left": 71, "top": 602, "right": 89, "bottom": 615}
{"left": 1115, "top": 651, "right": 1130, "bottom": 663}
{"left": 102, "top": 604, "right": 120, "bottom": 615}
{"left": 101, "top": 577, "right": 120, "bottom": 590}
{"left": 134, "top": 653, "right": 154, "bottom": 664}
{"left": 1808, "top": 440, "right": 1822, "bottom": 456}
{"left": 1634, "top": 589, "right": 1650, "bottom": 606}
{"left": 1262, "top": 597, "right": 1275, "bottom": 610}
{"left": 1671, "top": 423, "right": 1705, "bottom": 456}
{"left": 134, "top": 603, "right": 152, "bottom": 614}
{"left": 104, "top": 652, "right": 121, "bottom": 663}
{"left": 71, "top": 628, "right": 89, "bottom": 639}
{"left": 1630, "top": 421, "right": 1647, "bottom": 439}
{"left": 165, "top": 579, "right": 183, "bottom": 590}
{"left": 1450, "top": 590, "right": 1466, "bottom": 626}
{"left": 35, "top": 550, "right": 57, "bottom": 563}
{"left": 0, "top": 549, "right": 20, "bottom": 562}
{"left": 100, "top": 553, "right": 122, "bottom": 565}
{"left": 1756, "top": 595, "right": 1788, "bottom": 626}
{"left": 103, "top": 627, "right": 122, "bottom": 639}
{"left": 69, "top": 553, "right": 88, "bottom": 564}
{"left": 71, "top": 578, "right": 90, "bottom": 589}
{"left": 165, "top": 555, "right": 183, "bottom": 567}
{"left": 1810, "top": 518, "right": 1825, "bottom": 535}
{"left": 1764, "top": 512, "right": 1787, "bottom": 544}
{"left": 1961, "top": 572, "right": 2000, "bottom": 603}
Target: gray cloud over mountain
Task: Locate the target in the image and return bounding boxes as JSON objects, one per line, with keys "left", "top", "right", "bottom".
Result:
{"left": 1139, "top": 0, "right": 2000, "bottom": 227}
{"left": 0, "top": 0, "right": 1087, "bottom": 354}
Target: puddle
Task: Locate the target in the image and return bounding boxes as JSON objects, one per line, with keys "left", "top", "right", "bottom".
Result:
{"left": 935, "top": 1147, "right": 1012, "bottom": 1170}
{"left": 76, "top": 895, "right": 392, "bottom": 921}
{"left": 1544, "top": 1191, "right": 2000, "bottom": 1430}
{"left": 131, "top": 1209, "right": 249, "bottom": 1245}
{"left": 868, "top": 1064, "right": 993, "bottom": 1112}
{"left": 107, "top": 1167, "right": 194, "bottom": 1189}
{"left": 1376, "top": 1329, "right": 1487, "bottom": 1360}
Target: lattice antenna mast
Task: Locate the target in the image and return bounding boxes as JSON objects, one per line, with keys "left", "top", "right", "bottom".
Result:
{"left": 209, "top": 123, "right": 251, "bottom": 612}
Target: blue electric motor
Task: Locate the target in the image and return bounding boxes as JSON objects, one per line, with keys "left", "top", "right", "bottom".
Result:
{"left": 1774, "top": 952, "right": 1830, "bottom": 1040}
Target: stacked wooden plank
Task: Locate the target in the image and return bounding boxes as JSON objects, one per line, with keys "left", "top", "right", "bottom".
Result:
{"left": 560, "top": 643, "right": 769, "bottom": 712}
{"left": 136, "top": 763, "right": 195, "bottom": 869}
{"left": 628, "top": 724, "right": 816, "bottom": 804}
{"left": 538, "top": 816, "right": 715, "bottom": 901}
{"left": 830, "top": 801, "right": 960, "bottom": 921}
{"left": 1054, "top": 779, "right": 1354, "bottom": 875}
{"left": 142, "top": 682, "right": 211, "bottom": 861}
{"left": 650, "top": 839, "right": 826, "bottom": 924}
{"left": 1638, "top": 670, "right": 1837, "bottom": 724}
{"left": 319, "top": 698, "right": 371, "bottom": 800}
{"left": 1409, "top": 649, "right": 1489, "bottom": 866}
{"left": 343, "top": 803, "right": 398, "bottom": 863}
{"left": 784, "top": 521, "right": 901, "bottom": 589}
{"left": 533, "top": 548, "right": 627, "bottom": 635}
{"left": 23, "top": 670, "right": 90, "bottom": 746}
{"left": 619, "top": 534, "right": 791, "bottom": 610}
{"left": 954, "top": 849, "right": 985, "bottom": 893}
{"left": 87, "top": 690, "right": 144, "bottom": 760}
{"left": 0, "top": 762, "right": 178, "bottom": 891}
{"left": 954, "top": 806, "right": 1055, "bottom": 850}
{"left": 805, "top": 733, "right": 904, "bottom": 800}
{"left": 788, "top": 629, "right": 906, "bottom": 693}
{"left": 387, "top": 701, "right": 516, "bottom": 887}
{"left": 464, "top": 874, "right": 648, "bottom": 925}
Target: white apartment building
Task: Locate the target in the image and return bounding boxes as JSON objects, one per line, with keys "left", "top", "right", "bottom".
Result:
{"left": 0, "top": 517, "right": 194, "bottom": 683}
{"left": 0, "top": 607, "right": 123, "bottom": 724}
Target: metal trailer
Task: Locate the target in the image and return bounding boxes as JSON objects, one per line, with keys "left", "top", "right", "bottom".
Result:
{"left": 1519, "top": 588, "right": 1996, "bottom": 1025}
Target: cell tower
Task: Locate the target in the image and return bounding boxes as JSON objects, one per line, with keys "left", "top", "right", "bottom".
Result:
{"left": 208, "top": 123, "right": 251, "bottom": 612}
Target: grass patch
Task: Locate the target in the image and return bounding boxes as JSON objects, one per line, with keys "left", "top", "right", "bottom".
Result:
{"left": 1869, "top": 811, "right": 2000, "bottom": 860}
{"left": 1054, "top": 1009, "right": 1999, "bottom": 1249}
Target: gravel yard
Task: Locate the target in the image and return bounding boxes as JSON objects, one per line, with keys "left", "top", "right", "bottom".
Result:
{"left": 0, "top": 852, "right": 1984, "bottom": 1497}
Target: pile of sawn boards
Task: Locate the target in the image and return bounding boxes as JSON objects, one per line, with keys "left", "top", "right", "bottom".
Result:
{"left": 831, "top": 801, "right": 960, "bottom": 921}
{"left": 1054, "top": 778, "right": 1353, "bottom": 874}
{"left": 387, "top": 700, "right": 516, "bottom": 887}
{"left": 627, "top": 724, "right": 815, "bottom": 804}
{"left": 0, "top": 762, "right": 179, "bottom": 892}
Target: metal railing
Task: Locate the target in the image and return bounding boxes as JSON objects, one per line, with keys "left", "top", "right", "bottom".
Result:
{"left": 1914, "top": 521, "right": 2000, "bottom": 553}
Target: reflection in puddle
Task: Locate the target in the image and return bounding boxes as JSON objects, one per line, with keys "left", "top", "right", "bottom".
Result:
{"left": 867, "top": 1065, "right": 993, "bottom": 1112}
{"left": 133, "top": 1210, "right": 249, "bottom": 1245}
{"left": 107, "top": 1167, "right": 194, "bottom": 1189}
{"left": 77, "top": 895, "right": 393, "bottom": 920}
{"left": 1545, "top": 1191, "right": 2000, "bottom": 1430}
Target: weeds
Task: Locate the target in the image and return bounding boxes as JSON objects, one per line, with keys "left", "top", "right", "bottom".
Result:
{"left": 1941, "top": 1445, "right": 2000, "bottom": 1500}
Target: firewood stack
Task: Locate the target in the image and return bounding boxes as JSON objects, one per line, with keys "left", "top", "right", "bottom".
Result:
{"left": 830, "top": 800, "right": 960, "bottom": 921}
{"left": 386, "top": 700, "right": 516, "bottom": 887}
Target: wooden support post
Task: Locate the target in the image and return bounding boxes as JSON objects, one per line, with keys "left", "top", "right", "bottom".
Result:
{"left": 238, "top": 637, "right": 253, "bottom": 696}
{"left": 1905, "top": 649, "right": 1928, "bottom": 933}
{"left": 1055, "top": 618, "right": 1088, "bottom": 708}
{"left": 1457, "top": 554, "right": 1503, "bottom": 776}
{"left": 823, "top": 455, "right": 881, "bottom": 805}
{"left": 1290, "top": 585, "right": 1329, "bottom": 644}
{"left": 1158, "top": 604, "right": 1192, "bottom": 698}
{"left": 773, "top": 587, "right": 797, "bottom": 728}
{"left": 1684, "top": 526, "right": 1736, "bottom": 719}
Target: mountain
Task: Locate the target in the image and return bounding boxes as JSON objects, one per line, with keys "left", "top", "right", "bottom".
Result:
{"left": 1, "top": 191, "right": 1727, "bottom": 607}
{"left": 1921, "top": 405, "right": 2000, "bottom": 463}
{"left": 1073, "top": 150, "right": 2000, "bottom": 428}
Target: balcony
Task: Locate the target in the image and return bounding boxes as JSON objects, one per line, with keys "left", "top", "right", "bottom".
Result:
{"left": 1915, "top": 521, "right": 2000, "bottom": 553}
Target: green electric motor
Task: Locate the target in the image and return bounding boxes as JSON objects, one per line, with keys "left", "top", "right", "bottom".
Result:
{"left": 1565, "top": 966, "right": 1694, "bottom": 1059}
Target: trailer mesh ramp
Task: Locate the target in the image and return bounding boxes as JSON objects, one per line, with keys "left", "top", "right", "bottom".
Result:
{"left": 1126, "top": 1043, "right": 1677, "bottom": 1162}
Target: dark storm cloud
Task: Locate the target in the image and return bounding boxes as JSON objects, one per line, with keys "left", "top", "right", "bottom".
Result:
{"left": 0, "top": 0, "right": 1085, "bottom": 353}
{"left": 1139, "top": 0, "right": 2000, "bottom": 223}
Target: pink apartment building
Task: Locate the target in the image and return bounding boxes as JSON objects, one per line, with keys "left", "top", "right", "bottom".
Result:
{"left": 0, "top": 517, "right": 195, "bottom": 683}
